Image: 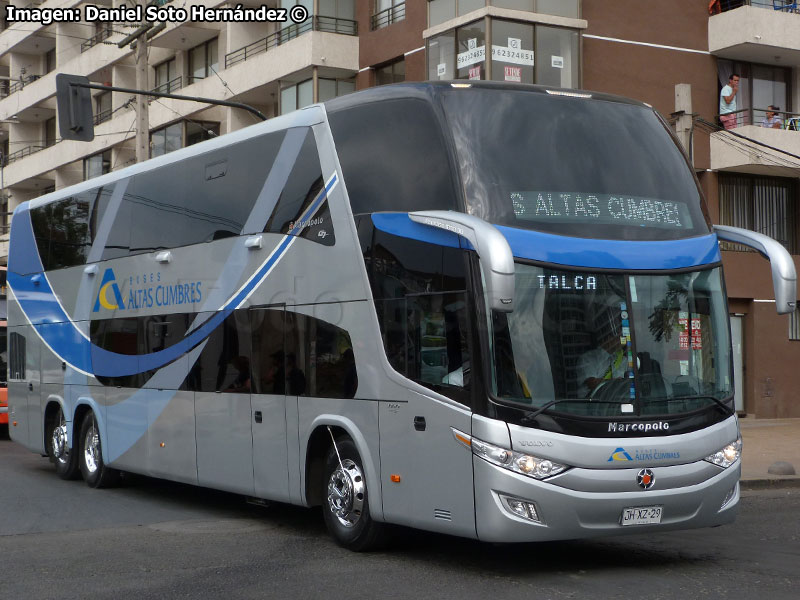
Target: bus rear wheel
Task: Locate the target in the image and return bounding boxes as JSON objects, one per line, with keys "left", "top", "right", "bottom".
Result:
{"left": 78, "top": 412, "right": 119, "bottom": 488}
{"left": 322, "top": 438, "right": 384, "bottom": 551}
{"left": 46, "top": 406, "right": 79, "bottom": 480}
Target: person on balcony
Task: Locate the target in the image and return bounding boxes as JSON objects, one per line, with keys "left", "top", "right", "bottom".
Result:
{"left": 761, "top": 106, "right": 783, "bottom": 129}
{"left": 719, "top": 73, "right": 740, "bottom": 130}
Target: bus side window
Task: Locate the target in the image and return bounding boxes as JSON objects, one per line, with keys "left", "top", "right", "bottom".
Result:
{"left": 264, "top": 129, "right": 333, "bottom": 246}
{"left": 369, "top": 230, "right": 472, "bottom": 402}
{"left": 290, "top": 313, "right": 357, "bottom": 399}
{"left": 186, "top": 311, "right": 253, "bottom": 394}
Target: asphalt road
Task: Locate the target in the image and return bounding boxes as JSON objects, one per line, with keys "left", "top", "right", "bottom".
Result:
{"left": 1, "top": 428, "right": 798, "bottom": 600}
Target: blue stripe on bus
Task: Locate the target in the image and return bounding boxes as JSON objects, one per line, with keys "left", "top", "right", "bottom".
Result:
{"left": 8, "top": 174, "right": 338, "bottom": 378}
{"left": 370, "top": 214, "right": 719, "bottom": 269}
{"left": 494, "top": 226, "right": 721, "bottom": 269}
{"left": 371, "top": 213, "right": 471, "bottom": 249}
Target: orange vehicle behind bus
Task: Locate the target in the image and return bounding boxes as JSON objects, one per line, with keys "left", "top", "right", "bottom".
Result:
{"left": 0, "top": 266, "right": 7, "bottom": 427}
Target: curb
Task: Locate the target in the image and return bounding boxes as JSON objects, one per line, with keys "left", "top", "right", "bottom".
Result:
{"left": 740, "top": 477, "right": 800, "bottom": 491}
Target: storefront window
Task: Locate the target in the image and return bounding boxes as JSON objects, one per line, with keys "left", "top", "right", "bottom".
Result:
{"left": 428, "top": 30, "right": 456, "bottom": 80}
{"left": 429, "top": 18, "right": 578, "bottom": 88}
{"left": 456, "top": 20, "right": 486, "bottom": 80}
{"left": 535, "top": 25, "right": 579, "bottom": 88}
{"left": 491, "top": 20, "right": 534, "bottom": 84}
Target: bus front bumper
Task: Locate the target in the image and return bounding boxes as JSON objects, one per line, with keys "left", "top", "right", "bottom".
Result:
{"left": 473, "top": 456, "right": 740, "bottom": 542}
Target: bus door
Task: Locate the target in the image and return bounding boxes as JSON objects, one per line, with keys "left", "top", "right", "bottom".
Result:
{"left": 193, "top": 310, "right": 255, "bottom": 495}
{"left": 249, "top": 306, "right": 291, "bottom": 503}
{"left": 378, "top": 290, "right": 476, "bottom": 538}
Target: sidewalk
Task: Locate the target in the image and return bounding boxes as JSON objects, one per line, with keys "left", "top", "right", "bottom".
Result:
{"left": 739, "top": 417, "right": 800, "bottom": 489}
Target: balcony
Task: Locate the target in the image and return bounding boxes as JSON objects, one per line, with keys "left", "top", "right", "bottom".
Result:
{"left": 710, "top": 107, "right": 800, "bottom": 176}
{"left": 371, "top": 3, "right": 406, "bottom": 30}
{"left": 225, "top": 16, "right": 358, "bottom": 69}
{"left": 709, "top": 3, "right": 800, "bottom": 66}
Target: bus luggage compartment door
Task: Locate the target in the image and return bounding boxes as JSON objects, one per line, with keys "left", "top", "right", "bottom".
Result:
{"left": 379, "top": 395, "right": 476, "bottom": 538}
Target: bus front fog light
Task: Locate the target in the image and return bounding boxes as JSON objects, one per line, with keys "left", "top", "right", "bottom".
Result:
{"left": 500, "top": 494, "right": 541, "bottom": 523}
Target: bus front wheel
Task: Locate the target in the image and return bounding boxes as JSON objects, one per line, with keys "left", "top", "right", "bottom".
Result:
{"left": 78, "top": 412, "right": 119, "bottom": 488}
{"left": 46, "top": 406, "right": 79, "bottom": 480}
{"left": 322, "top": 438, "right": 384, "bottom": 551}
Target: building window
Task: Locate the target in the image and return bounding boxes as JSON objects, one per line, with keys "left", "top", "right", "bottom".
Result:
{"left": 719, "top": 173, "right": 798, "bottom": 254}
{"left": 95, "top": 92, "right": 112, "bottom": 125}
{"left": 376, "top": 58, "right": 405, "bottom": 85}
{"left": 44, "top": 117, "right": 56, "bottom": 148}
{"left": 186, "top": 121, "right": 220, "bottom": 146}
{"left": 84, "top": 150, "right": 111, "bottom": 181}
{"left": 188, "top": 38, "right": 219, "bottom": 84}
{"left": 150, "top": 122, "right": 183, "bottom": 157}
{"left": 44, "top": 48, "right": 56, "bottom": 74}
{"left": 428, "top": 17, "right": 578, "bottom": 88}
{"left": 372, "top": 0, "right": 405, "bottom": 30}
{"left": 790, "top": 308, "right": 800, "bottom": 341}
{"left": 317, "top": 78, "right": 356, "bottom": 102}
{"left": 280, "top": 79, "right": 314, "bottom": 115}
{"left": 154, "top": 57, "right": 179, "bottom": 93}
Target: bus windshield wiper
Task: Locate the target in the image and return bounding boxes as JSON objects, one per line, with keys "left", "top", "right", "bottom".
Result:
{"left": 524, "top": 398, "right": 619, "bottom": 420}
{"left": 662, "top": 395, "right": 735, "bottom": 416}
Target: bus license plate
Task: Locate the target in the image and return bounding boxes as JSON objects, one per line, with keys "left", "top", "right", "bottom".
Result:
{"left": 621, "top": 506, "right": 663, "bottom": 526}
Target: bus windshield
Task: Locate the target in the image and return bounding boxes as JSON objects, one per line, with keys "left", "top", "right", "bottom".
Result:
{"left": 491, "top": 264, "right": 732, "bottom": 417}
{"left": 441, "top": 87, "right": 710, "bottom": 240}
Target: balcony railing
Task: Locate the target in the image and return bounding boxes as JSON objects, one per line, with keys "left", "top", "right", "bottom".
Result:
{"left": 711, "top": 1, "right": 799, "bottom": 14}
{"left": 225, "top": 16, "right": 358, "bottom": 69}
{"left": 81, "top": 28, "right": 114, "bottom": 53}
{"left": 151, "top": 76, "right": 182, "bottom": 96}
{"left": 371, "top": 3, "right": 406, "bottom": 30}
{"left": 7, "top": 75, "right": 40, "bottom": 96}
{"left": 717, "top": 107, "right": 800, "bottom": 130}
{"left": 94, "top": 107, "right": 113, "bottom": 125}
{"left": 5, "top": 145, "right": 45, "bottom": 165}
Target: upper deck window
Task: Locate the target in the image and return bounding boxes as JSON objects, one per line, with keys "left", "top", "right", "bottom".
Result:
{"left": 328, "top": 98, "right": 460, "bottom": 215}
{"left": 440, "top": 88, "right": 710, "bottom": 240}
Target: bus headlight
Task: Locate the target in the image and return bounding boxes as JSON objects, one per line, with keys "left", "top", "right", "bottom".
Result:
{"left": 704, "top": 437, "right": 742, "bottom": 468}
{"left": 470, "top": 436, "right": 568, "bottom": 480}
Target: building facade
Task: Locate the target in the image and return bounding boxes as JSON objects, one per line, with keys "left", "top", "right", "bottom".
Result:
{"left": 1, "top": 0, "right": 799, "bottom": 417}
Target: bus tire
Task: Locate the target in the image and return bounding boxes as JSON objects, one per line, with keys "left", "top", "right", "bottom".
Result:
{"left": 78, "top": 412, "right": 119, "bottom": 489}
{"left": 46, "top": 406, "right": 79, "bottom": 480}
{"left": 322, "top": 438, "right": 384, "bottom": 551}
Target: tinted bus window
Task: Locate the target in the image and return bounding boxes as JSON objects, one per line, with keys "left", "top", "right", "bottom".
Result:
{"left": 441, "top": 88, "right": 710, "bottom": 240}
{"left": 264, "top": 129, "right": 331, "bottom": 245}
{"left": 328, "top": 99, "right": 461, "bottom": 215}
{"left": 106, "top": 132, "right": 283, "bottom": 259}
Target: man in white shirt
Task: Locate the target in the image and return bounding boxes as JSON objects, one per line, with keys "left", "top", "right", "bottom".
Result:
{"left": 719, "top": 73, "right": 740, "bottom": 130}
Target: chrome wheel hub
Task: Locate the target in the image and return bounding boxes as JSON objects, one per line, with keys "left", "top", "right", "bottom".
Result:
{"left": 327, "top": 459, "right": 365, "bottom": 528}
{"left": 83, "top": 422, "right": 100, "bottom": 474}
{"left": 51, "top": 422, "right": 68, "bottom": 464}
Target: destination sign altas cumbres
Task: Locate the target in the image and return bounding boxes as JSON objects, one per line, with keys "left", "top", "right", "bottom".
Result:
{"left": 511, "top": 191, "right": 692, "bottom": 229}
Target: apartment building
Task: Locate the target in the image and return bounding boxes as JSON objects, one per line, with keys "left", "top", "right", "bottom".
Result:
{"left": 0, "top": 0, "right": 799, "bottom": 416}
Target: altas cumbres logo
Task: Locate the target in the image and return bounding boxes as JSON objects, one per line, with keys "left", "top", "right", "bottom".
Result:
{"left": 93, "top": 268, "right": 125, "bottom": 312}
{"left": 608, "top": 447, "right": 634, "bottom": 462}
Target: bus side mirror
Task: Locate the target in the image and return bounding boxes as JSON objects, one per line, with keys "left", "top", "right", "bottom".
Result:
{"left": 714, "top": 224, "right": 797, "bottom": 314}
{"left": 56, "top": 74, "right": 94, "bottom": 142}
{"left": 409, "top": 210, "right": 515, "bottom": 312}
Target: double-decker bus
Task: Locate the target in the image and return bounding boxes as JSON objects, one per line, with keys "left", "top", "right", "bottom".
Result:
{"left": 7, "top": 82, "right": 795, "bottom": 550}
